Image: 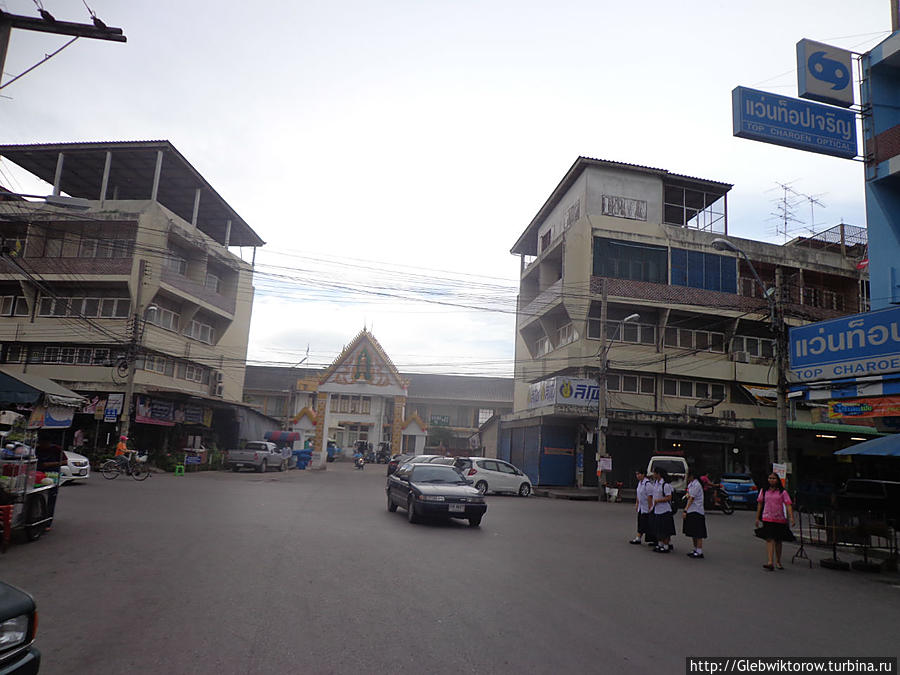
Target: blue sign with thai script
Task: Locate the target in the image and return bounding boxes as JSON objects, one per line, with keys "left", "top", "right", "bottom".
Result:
{"left": 789, "top": 305, "right": 900, "bottom": 381}
{"left": 732, "top": 86, "right": 857, "bottom": 159}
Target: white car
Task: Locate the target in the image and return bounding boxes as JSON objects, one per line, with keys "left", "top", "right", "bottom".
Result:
{"left": 453, "top": 457, "right": 532, "bottom": 497}
{"left": 60, "top": 450, "right": 91, "bottom": 484}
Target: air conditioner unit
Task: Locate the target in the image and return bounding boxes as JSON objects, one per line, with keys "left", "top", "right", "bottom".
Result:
{"left": 732, "top": 351, "right": 750, "bottom": 363}
{"left": 720, "top": 409, "right": 737, "bottom": 420}
{"left": 684, "top": 405, "right": 700, "bottom": 416}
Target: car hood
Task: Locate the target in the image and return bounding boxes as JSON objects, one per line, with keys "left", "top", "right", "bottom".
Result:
{"left": 410, "top": 482, "right": 481, "bottom": 497}
{"left": 65, "top": 450, "right": 88, "bottom": 462}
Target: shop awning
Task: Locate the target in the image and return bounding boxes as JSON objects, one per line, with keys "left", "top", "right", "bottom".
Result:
{"left": 835, "top": 434, "right": 900, "bottom": 457}
{"left": 0, "top": 368, "right": 85, "bottom": 407}
{"left": 752, "top": 419, "right": 884, "bottom": 436}
{"left": 264, "top": 431, "right": 300, "bottom": 443}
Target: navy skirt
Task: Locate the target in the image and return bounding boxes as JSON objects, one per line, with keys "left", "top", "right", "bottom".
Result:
{"left": 755, "top": 521, "right": 795, "bottom": 542}
{"left": 682, "top": 512, "right": 707, "bottom": 539}
{"left": 654, "top": 511, "right": 676, "bottom": 539}
{"left": 637, "top": 512, "right": 651, "bottom": 535}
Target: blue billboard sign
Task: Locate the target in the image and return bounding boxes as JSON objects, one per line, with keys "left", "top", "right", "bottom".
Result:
{"left": 797, "top": 39, "right": 854, "bottom": 108}
{"left": 789, "top": 305, "right": 900, "bottom": 381}
{"left": 732, "top": 86, "right": 857, "bottom": 159}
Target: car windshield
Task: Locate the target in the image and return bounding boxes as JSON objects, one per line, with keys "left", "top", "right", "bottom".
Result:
{"left": 651, "top": 460, "right": 685, "bottom": 475}
{"left": 721, "top": 474, "right": 753, "bottom": 481}
{"left": 411, "top": 466, "right": 467, "bottom": 484}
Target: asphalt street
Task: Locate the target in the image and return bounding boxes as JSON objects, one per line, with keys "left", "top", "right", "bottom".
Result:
{"left": 1, "top": 462, "right": 898, "bottom": 674}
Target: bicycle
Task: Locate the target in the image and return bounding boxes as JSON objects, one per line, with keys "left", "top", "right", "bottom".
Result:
{"left": 100, "top": 453, "right": 151, "bottom": 481}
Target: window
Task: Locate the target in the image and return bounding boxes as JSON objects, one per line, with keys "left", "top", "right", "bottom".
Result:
{"left": 143, "top": 355, "right": 170, "bottom": 374}
{"left": 732, "top": 336, "right": 775, "bottom": 359}
{"left": 3, "top": 345, "right": 23, "bottom": 363}
{"left": 79, "top": 238, "right": 98, "bottom": 258}
{"left": 540, "top": 231, "right": 551, "bottom": 252}
{"left": 679, "top": 381, "right": 693, "bottom": 397}
{"left": 670, "top": 249, "right": 737, "bottom": 293}
{"left": 534, "top": 336, "right": 550, "bottom": 356}
{"left": 44, "top": 347, "right": 59, "bottom": 363}
{"left": 164, "top": 253, "right": 187, "bottom": 276}
{"left": 183, "top": 364, "right": 205, "bottom": 383}
{"left": 478, "top": 408, "right": 494, "bottom": 425}
{"left": 93, "top": 348, "right": 110, "bottom": 365}
{"left": 695, "top": 382, "right": 709, "bottom": 398}
{"left": 558, "top": 323, "right": 576, "bottom": 346}
{"left": 44, "top": 238, "right": 63, "bottom": 257}
{"left": 640, "top": 377, "right": 655, "bottom": 394}
{"left": 663, "top": 377, "right": 728, "bottom": 402}
{"left": 150, "top": 307, "right": 179, "bottom": 332}
{"left": 205, "top": 273, "right": 221, "bottom": 294}
{"left": 607, "top": 374, "right": 621, "bottom": 391}
{"left": 664, "top": 379, "right": 677, "bottom": 396}
{"left": 622, "top": 375, "right": 639, "bottom": 393}
{"left": 76, "top": 348, "right": 92, "bottom": 364}
{"left": 664, "top": 325, "right": 725, "bottom": 352}
{"left": 186, "top": 320, "right": 214, "bottom": 344}
{"left": 59, "top": 347, "right": 76, "bottom": 364}
{"left": 593, "top": 238, "right": 667, "bottom": 284}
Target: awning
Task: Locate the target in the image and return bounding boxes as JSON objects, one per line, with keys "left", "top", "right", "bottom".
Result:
{"left": 264, "top": 431, "right": 300, "bottom": 443}
{"left": 752, "top": 419, "right": 884, "bottom": 436}
{"left": 741, "top": 385, "right": 777, "bottom": 406}
{"left": 0, "top": 368, "right": 86, "bottom": 408}
{"left": 835, "top": 434, "right": 900, "bottom": 457}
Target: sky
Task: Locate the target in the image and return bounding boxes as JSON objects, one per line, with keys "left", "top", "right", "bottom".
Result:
{"left": 0, "top": 0, "right": 891, "bottom": 377}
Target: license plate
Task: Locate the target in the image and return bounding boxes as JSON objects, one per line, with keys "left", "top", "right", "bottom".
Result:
{"left": 448, "top": 504, "right": 465, "bottom": 513}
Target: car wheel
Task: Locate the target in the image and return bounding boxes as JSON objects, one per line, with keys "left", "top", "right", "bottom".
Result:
{"left": 407, "top": 496, "right": 419, "bottom": 524}
{"left": 468, "top": 515, "right": 482, "bottom": 527}
{"left": 475, "top": 481, "right": 488, "bottom": 495}
{"left": 257, "top": 460, "right": 266, "bottom": 473}
{"left": 518, "top": 483, "right": 532, "bottom": 497}
{"left": 387, "top": 492, "right": 397, "bottom": 512}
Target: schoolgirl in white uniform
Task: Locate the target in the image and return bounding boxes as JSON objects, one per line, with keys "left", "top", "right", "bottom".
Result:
{"left": 630, "top": 469, "right": 656, "bottom": 545}
{"left": 650, "top": 467, "right": 675, "bottom": 553}
{"left": 682, "top": 469, "right": 707, "bottom": 559}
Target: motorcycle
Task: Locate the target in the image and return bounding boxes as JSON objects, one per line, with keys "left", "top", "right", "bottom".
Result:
{"left": 703, "top": 484, "right": 735, "bottom": 515}
{"left": 354, "top": 455, "right": 365, "bottom": 470}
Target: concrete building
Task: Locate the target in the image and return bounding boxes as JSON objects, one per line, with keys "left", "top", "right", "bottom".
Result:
{"left": 503, "top": 156, "right": 875, "bottom": 487}
{"left": 242, "top": 332, "right": 513, "bottom": 457}
{"left": 0, "top": 140, "right": 267, "bottom": 456}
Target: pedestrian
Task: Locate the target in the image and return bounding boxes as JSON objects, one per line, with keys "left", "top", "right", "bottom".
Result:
{"left": 650, "top": 467, "right": 676, "bottom": 553}
{"left": 755, "top": 472, "right": 795, "bottom": 571}
{"left": 629, "top": 468, "right": 656, "bottom": 545}
{"left": 682, "top": 469, "right": 707, "bottom": 559}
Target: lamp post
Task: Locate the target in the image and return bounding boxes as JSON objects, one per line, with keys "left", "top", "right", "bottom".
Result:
{"left": 712, "top": 238, "right": 788, "bottom": 465}
{"left": 596, "top": 301, "right": 640, "bottom": 477}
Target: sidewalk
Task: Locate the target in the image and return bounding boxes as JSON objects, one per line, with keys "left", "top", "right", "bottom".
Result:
{"left": 532, "top": 486, "right": 638, "bottom": 502}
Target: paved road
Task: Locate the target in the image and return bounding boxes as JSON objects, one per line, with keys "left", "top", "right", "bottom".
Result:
{"left": 2, "top": 463, "right": 898, "bottom": 674}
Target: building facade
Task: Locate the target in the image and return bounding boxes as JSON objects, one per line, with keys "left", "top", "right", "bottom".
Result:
{"left": 243, "top": 332, "right": 513, "bottom": 456}
{"left": 0, "top": 140, "right": 266, "bottom": 457}
{"left": 504, "top": 157, "right": 874, "bottom": 488}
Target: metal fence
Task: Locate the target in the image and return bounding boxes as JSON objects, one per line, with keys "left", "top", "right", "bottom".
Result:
{"left": 793, "top": 501, "right": 898, "bottom": 572}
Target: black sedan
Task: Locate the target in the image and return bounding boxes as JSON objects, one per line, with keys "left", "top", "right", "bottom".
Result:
{"left": 386, "top": 463, "right": 487, "bottom": 527}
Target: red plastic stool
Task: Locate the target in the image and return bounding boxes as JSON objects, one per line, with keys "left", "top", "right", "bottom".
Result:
{"left": 0, "top": 505, "right": 12, "bottom": 553}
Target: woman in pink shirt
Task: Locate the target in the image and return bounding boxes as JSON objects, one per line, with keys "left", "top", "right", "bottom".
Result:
{"left": 754, "top": 473, "right": 795, "bottom": 570}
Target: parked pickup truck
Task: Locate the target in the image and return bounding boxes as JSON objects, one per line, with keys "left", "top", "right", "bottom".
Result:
{"left": 0, "top": 581, "right": 40, "bottom": 674}
{"left": 226, "top": 441, "right": 289, "bottom": 473}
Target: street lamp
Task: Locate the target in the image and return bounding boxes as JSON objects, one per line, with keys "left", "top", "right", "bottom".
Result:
{"left": 596, "top": 312, "right": 640, "bottom": 475}
{"left": 711, "top": 237, "right": 788, "bottom": 465}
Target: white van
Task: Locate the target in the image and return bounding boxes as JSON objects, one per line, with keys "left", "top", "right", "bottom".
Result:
{"left": 646, "top": 455, "right": 689, "bottom": 492}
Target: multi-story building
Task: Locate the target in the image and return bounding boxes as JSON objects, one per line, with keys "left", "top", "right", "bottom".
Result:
{"left": 0, "top": 140, "right": 266, "bottom": 455}
{"left": 243, "top": 331, "right": 513, "bottom": 456}
{"left": 502, "top": 156, "right": 875, "bottom": 487}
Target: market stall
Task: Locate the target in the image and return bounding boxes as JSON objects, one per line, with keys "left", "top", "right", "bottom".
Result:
{"left": 0, "top": 368, "right": 85, "bottom": 549}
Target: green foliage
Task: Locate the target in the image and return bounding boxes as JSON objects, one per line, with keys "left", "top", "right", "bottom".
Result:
{"left": 426, "top": 425, "right": 454, "bottom": 449}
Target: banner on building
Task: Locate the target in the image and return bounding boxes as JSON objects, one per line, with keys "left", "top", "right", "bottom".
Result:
{"left": 135, "top": 396, "right": 175, "bottom": 426}
{"left": 828, "top": 396, "right": 900, "bottom": 419}
{"left": 528, "top": 377, "right": 599, "bottom": 410}
{"left": 104, "top": 393, "right": 124, "bottom": 423}
{"left": 26, "top": 405, "right": 75, "bottom": 429}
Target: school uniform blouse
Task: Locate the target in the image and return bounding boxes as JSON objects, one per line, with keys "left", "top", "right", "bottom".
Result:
{"left": 636, "top": 477, "right": 652, "bottom": 514}
{"left": 652, "top": 480, "right": 673, "bottom": 515}
{"left": 685, "top": 478, "right": 705, "bottom": 515}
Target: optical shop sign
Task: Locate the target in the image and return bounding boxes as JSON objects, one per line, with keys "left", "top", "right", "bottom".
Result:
{"left": 790, "top": 306, "right": 900, "bottom": 381}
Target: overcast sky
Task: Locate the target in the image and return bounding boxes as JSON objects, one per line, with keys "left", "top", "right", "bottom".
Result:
{"left": 0, "top": 0, "right": 889, "bottom": 376}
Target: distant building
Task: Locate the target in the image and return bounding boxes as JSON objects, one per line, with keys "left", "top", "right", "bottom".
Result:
{"left": 504, "top": 156, "right": 875, "bottom": 487}
{"left": 243, "top": 330, "right": 513, "bottom": 458}
{"left": 0, "top": 140, "right": 272, "bottom": 454}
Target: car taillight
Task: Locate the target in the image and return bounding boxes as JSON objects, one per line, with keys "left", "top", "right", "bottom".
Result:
{"left": 467, "top": 468, "right": 476, "bottom": 476}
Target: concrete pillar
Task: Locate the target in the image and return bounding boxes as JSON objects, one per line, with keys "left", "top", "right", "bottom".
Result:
{"left": 191, "top": 188, "right": 201, "bottom": 227}
{"left": 150, "top": 150, "right": 163, "bottom": 202}
{"left": 52, "top": 153, "right": 65, "bottom": 196}
{"left": 391, "top": 396, "right": 405, "bottom": 455}
{"left": 100, "top": 151, "right": 112, "bottom": 205}
{"left": 311, "top": 395, "right": 329, "bottom": 470}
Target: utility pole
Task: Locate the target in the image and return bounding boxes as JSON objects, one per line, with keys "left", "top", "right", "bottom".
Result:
{"left": 596, "top": 280, "right": 609, "bottom": 467}
{"left": 119, "top": 260, "right": 147, "bottom": 440}
{"left": 0, "top": 9, "right": 125, "bottom": 88}
{"left": 774, "top": 266, "right": 788, "bottom": 465}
